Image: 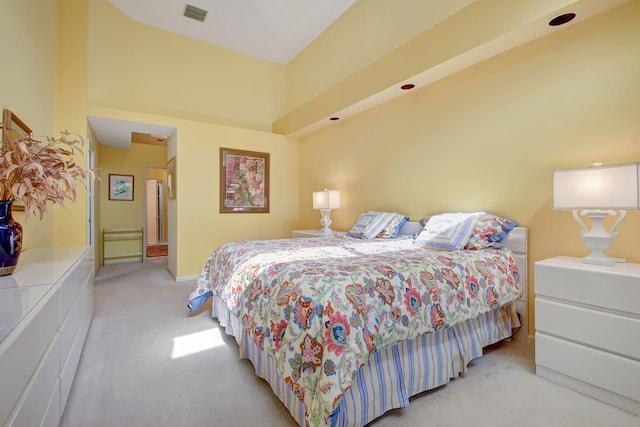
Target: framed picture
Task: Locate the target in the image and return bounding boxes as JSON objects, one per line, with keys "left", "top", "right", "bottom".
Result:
{"left": 2, "top": 109, "right": 32, "bottom": 146}
{"left": 167, "top": 156, "right": 176, "bottom": 200}
{"left": 109, "top": 174, "right": 134, "bottom": 201}
{"left": 2, "top": 109, "right": 32, "bottom": 212}
{"left": 220, "top": 147, "right": 269, "bottom": 213}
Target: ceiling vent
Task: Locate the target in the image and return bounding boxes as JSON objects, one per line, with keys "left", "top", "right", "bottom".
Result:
{"left": 184, "top": 4, "right": 208, "bottom": 22}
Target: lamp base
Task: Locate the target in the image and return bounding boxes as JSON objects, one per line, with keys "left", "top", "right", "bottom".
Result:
{"left": 581, "top": 245, "right": 617, "bottom": 266}
{"left": 319, "top": 209, "right": 333, "bottom": 235}
{"left": 574, "top": 210, "right": 626, "bottom": 267}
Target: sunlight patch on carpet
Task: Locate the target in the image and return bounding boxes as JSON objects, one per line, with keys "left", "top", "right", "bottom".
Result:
{"left": 171, "top": 328, "right": 225, "bottom": 358}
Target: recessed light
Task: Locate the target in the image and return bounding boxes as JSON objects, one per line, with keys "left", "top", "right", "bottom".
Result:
{"left": 329, "top": 117, "right": 340, "bottom": 121}
{"left": 400, "top": 84, "right": 415, "bottom": 90}
{"left": 548, "top": 12, "right": 577, "bottom": 27}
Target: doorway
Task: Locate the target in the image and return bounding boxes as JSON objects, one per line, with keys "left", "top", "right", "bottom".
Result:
{"left": 145, "top": 168, "right": 168, "bottom": 258}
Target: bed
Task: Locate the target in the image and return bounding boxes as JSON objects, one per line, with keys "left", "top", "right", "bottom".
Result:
{"left": 188, "top": 213, "right": 526, "bottom": 427}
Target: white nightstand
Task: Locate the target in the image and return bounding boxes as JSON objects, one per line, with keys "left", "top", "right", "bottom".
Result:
{"left": 534, "top": 256, "right": 640, "bottom": 416}
{"left": 291, "top": 229, "right": 345, "bottom": 238}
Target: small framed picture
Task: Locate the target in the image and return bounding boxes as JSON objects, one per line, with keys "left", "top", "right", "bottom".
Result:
{"left": 109, "top": 174, "right": 134, "bottom": 201}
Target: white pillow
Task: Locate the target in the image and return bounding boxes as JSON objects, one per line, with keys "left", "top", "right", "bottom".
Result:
{"left": 347, "top": 211, "right": 396, "bottom": 239}
{"left": 377, "top": 213, "right": 409, "bottom": 238}
{"left": 414, "top": 212, "right": 479, "bottom": 250}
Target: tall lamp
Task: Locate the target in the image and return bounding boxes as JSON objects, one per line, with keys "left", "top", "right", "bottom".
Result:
{"left": 312, "top": 189, "right": 341, "bottom": 235}
{"left": 553, "top": 162, "right": 639, "bottom": 266}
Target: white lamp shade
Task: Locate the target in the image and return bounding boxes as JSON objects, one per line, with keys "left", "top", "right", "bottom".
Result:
{"left": 313, "top": 190, "right": 341, "bottom": 210}
{"left": 553, "top": 162, "right": 640, "bottom": 210}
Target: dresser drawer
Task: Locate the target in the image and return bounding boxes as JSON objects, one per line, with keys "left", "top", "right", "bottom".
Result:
{"left": 535, "top": 298, "right": 640, "bottom": 359}
{"left": 60, "top": 304, "right": 92, "bottom": 411}
{"left": 41, "top": 378, "right": 61, "bottom": 427}
{"left": 60, "top": 249, "right": 92, "bottom": 319}
{"left": 536, "top": 333, "right": 640, "bottom": 402}
{"left": 0, "top": 247, "right": 92, "bottom": 427}
{"left": 535, "top": 258, "right": 640, "bottom": 315}
{"left": 0, "top": 286, "right": 60, "bottom": 425}
{"left": 60, "top": 279, "right": 92, "bottom": 367}
{"left": 6, "top": 334, "right": 60, "bottom": 427}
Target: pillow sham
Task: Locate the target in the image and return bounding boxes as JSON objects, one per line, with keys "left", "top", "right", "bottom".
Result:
{"left": 377, "top": 213, "right": 409, "bottom": 238}
{"left": 414, "top": 212, "right": 479, "bottom": 250}
{"left": 347, "top": 211, "right": 396, "bottom": 239}
{"left": 419, "top": 216, "right": 432, "bottom": 227}
{"left": 465, "top": 213, "right": 518, "bottom": 249}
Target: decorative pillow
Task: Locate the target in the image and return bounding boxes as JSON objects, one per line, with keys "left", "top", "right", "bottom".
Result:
{"left": 419, "top": 216, "right": 432, "bottom": 227}
{"left": 347, "top": 211, "right": 396, "bottom": 239}
{"left": 413, "top": 212, "right": 479, "bottom": 250}
{"left": 377, "top": 213, "right": 409, "bottom": 238}
{"left": 465, "top": 213, "right": 518, "bottom": 249}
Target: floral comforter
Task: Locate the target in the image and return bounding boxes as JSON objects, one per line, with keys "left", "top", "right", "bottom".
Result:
{"left": 189, "top": 235, "right": 522, "bottom": 427}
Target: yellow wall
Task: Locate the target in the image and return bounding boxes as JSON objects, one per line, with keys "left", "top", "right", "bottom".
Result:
{"left": 99, "top": 142, "right": 166, "bottom": 262}
{"left": 52, "top": 0, "right": 91, "bottom": 248}
{"left": 88, "top": 0, "right": 287, "bottom": 133}
{"left": 0, "top": 0, "right": 90, "bottom": 250}
{"left": 99, "top": 143, "right": 167, "bottom": 228}
{"left": 276, "top": 0, "right": 596, "bottom": 134}
{"left": 85, "top": 0, "right": 299, "bottom": 276}
{"left": 88, "top": 105, "right": 300, "bottom": 279}
{"left": 173, "top": 121, "right": 300, "bottom": 278}
{"left": 286, "top": 0, "right": 475, "bottom": 112}
{"left": 297, "top": 2, "right": 640, "bottom": 335}
{"left": 146, "top": 168, "right": 166, "bottom": 182}
{"left": 0, "top": 0, "right": 57, "bottom": 134}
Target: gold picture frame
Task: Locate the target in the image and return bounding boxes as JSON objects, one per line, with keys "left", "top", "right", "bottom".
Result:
{"left": 219, "top": 148, "right": 269, "bottom": 213}
{"left": 2, "top": 109, "right": 33, "bottom": 212}
{"left": 167, "top": 156, "right": 176, "bottom": 200}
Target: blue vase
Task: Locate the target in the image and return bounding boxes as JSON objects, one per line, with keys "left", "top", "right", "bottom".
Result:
{"left": 0, "top": 200, "right": 23, "bottom": 276}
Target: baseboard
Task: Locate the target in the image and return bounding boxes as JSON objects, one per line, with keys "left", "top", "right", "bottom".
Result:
{"left": 103, "top": 256, "right": 142, "bottom": 265}
{"left": 176, "top": 274, "right": 199, "bottom": 283}
{"left": 536, "top": 365, "right": 640, "bottom": 416}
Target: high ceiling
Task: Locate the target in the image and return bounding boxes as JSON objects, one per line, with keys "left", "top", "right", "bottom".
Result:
{"left": 93, "top": 0, "right": 358, "bottom": 148}
{"left": 106, "top": 0, "right": 357, "bottom": 65}
{"left": 91, "top": 0, "right": 629, "bottom": 148}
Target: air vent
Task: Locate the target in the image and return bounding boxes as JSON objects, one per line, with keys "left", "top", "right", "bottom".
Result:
{"left": 184, "top": 4, "right": 208, "bottom": 22}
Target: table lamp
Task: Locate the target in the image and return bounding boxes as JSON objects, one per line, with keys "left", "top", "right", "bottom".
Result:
{"left": 553, "top": 162, "right": 639, "bottom": 266}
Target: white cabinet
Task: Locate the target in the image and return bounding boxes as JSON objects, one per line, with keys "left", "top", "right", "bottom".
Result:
{"left": 0, "top": 247, "right": 94, "bottom": 427}
{"left": 534, "top": 256, "right": 640, "bottom": 416}
{"left": 291, "top": 229, "right": 345, "bottom": 238}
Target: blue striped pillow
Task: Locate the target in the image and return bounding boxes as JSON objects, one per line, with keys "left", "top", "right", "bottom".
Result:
{"left": 348, "top": 211, "right": 396, "bottom": 239}
{"left": 377, "top": 213, "right": 409, "bottom": 238}
{"left": 414, "top": 212, "right": 479, "bottom": 250}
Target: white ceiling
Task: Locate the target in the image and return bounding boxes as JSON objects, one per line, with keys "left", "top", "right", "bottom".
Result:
{"left": 88, "top": 116, "right": 176, "bottom": 149}
{"left": 93, "top": 0, "right": 357, "bottom": 148}
{"left": 106, "top": 0, "right": 357, "bottom": 65}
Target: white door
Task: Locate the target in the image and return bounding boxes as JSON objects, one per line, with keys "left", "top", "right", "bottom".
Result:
{"left": 146, "top": 179, "right": 158, "bottom": 245}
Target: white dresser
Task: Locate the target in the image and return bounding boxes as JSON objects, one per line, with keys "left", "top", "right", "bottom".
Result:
{"left": 0, "top": 247, "right": 94, "bottom": 427}
{"left": 534, "top": 256, "right": 640, "bottom": 416}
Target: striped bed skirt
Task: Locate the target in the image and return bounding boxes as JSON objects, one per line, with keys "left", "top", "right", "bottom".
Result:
{"left": 211, "top": 297, "right": 520, "bottom": 427}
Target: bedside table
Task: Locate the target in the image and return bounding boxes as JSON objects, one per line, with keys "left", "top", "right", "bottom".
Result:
{"left": 534, "top": 256, "right": 640, "bottom": 416}
{"left": 291, "top": 229, "right": 345, "bottom": 238}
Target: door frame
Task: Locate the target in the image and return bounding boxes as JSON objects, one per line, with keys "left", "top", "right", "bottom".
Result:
{"left": 143, "top": 164, "right": 167, "bottom": 261}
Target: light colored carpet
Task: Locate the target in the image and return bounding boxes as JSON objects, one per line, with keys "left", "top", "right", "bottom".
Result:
{"left": 60, "top": 259, "right": 640, "bottom": 427}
